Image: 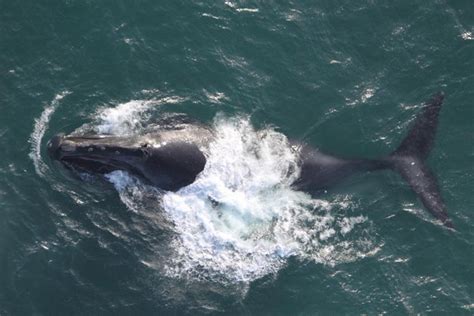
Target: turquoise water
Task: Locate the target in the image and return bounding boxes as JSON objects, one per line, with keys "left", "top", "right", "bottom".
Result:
{"left": 1, "top": 1, "right": 473, "bottom": 314}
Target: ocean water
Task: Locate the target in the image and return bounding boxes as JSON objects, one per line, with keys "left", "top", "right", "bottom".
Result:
{"left": 1, "top": 1, "right": 473, "bottom": 315}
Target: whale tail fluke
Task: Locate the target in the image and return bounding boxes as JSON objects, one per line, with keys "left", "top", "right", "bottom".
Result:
{"left": 386, "top": 92, "right": 453, "bottom": 228}
{"left": 391, "top": 92, "right": 444, "bottom": 160}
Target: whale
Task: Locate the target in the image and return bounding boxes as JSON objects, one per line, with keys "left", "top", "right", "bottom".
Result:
{"left": 47, "top": 92, "right": 453, "bottom": 228}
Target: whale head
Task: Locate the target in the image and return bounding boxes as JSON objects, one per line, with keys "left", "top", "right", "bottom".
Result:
{"left": 47, "top": 133, "right": 206, "bottom": 191}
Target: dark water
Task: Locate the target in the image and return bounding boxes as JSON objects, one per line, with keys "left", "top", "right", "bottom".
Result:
{"left": 1, "top": 1, "right": 473, "bottom": 315}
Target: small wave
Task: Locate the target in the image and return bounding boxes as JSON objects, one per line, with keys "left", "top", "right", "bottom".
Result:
{"left": 204, "top": 90, "right": 228, "bottom": 104}
{"left": 29, "top": 91, "right": 70, "bottom": 177}
{"left": 225, "top": 1, "right": 259, "bottom": 13}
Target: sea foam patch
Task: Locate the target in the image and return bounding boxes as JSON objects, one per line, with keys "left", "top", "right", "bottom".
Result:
{"left": 95, "top": 99, "right": 156, "bottom": 136}
{"left": 94, "top": 95, "right": 187, "bottom": 135}
{"left": 160, "top": 117, "right": 376, "bottom": 282}
{"left": 99, "top": 100, "right": 378, "bottom": 284}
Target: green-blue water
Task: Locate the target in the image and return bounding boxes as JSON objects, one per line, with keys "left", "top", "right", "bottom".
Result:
{"left": 1, "top": 1, "right": 473, "bottom": 315}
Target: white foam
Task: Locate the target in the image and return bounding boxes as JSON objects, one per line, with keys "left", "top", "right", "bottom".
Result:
{"left": 444, "top": 4, "right": 473, "bottom": 41}
{"left": 101, "top": 112, "right": 378, "bottom": 284}
{"left": 224, "top": 1, "right": 236, "bottom": 8}
{"left": 339, "top": 215, "right": 367, "bottom": 235}
{"left": 361, "top": 88, "right": 375, "bottom": 103}
{"left": 158, "top": 117, "right": 376, "bottom": 282}
{"left": 204, "top": 90, "right": 228, "bottom": 104}
{"left": 201, "top": 13, "right": 223, "bottom": 20}
{"left": 29, "top": 91, "right": 70, "bottom": 176}
{"left": 95, "top": 100, "right": 155, "bottom": 136}
{"left": 225, "top": 1, "right": 259, "bottom": 13}
{"left": 461, "top": 31, "right": 473, "bottom": 40}
{"left": 95, "top": 96, "right": 186, "bottom": 136}
{"left": 105, "top": 170, "right": 162, "bottom": 215}
{"left": 236, "top": 8, "right": 259, "bottom": 13}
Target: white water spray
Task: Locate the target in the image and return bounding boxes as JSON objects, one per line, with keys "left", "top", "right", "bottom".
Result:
{"left": 102, "top": 109, "right": 378, "bottom": 283}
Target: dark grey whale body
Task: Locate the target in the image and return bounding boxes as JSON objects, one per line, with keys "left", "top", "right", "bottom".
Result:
{"left": 48, "top": 123, "right": 212, "bottom": 191}
{"left": 48, "top": 93, "right": 452, "bottom": 228}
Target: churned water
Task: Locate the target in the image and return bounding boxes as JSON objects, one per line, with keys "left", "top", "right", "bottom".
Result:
{"left": 1, "top": 1, "right": 473, "bottom": 315}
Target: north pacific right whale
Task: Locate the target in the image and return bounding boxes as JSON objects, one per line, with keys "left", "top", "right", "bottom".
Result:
{"left": 47, "top": 92, "right": 453, "bottom": 228}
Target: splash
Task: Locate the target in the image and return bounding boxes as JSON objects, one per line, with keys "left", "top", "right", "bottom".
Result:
{"left": 103, "top": 111, "right": 378, "bottom": 284}
{"left": 29, "top": 91, "right": 70, "bottom": 176}
{"left": 94, "top": 99, "right": 158, "bottom": 136}
{"left": 94, "top": 95, "right": 186, "bottom": 136}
